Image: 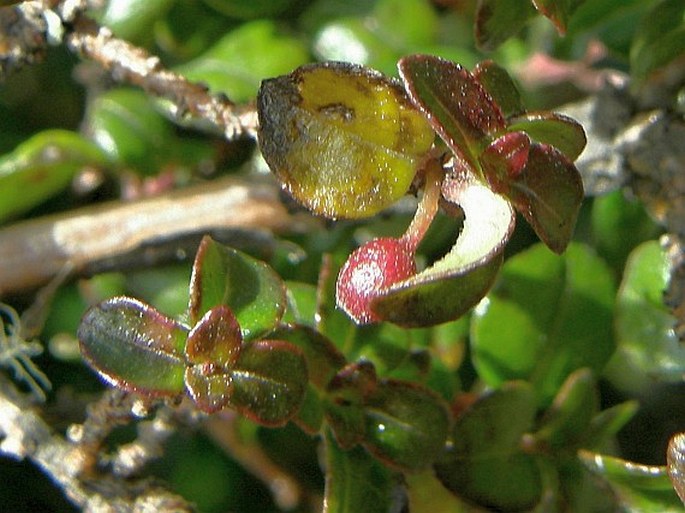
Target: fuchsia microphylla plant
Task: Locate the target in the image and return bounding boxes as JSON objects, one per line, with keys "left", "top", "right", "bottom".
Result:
{"left": 258, "top": 55, "right": 585, "bottom": 327}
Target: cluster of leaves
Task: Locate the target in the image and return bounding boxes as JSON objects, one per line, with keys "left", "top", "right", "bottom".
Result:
{"left": 1, "top": 0, "right": 684, "bottom": 511}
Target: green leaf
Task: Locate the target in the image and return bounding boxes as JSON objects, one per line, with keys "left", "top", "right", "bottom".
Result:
{"left": 269, "top": 326, "right": 345, "bottom": 389}
{"left": 483, "top": 142, "right": 584, "bottom": 253}
{"left": 473, "top": 60, "right": 526, "bottom": 118}
{"left": 201, "top": 0, "right": 296, "bottom": 19}
{"left": 0, "top": 130, "right": 107, "bottom": 223}
{"left": 229, "top": 340, "right": 307, "bottom": 426}
{"left": 532, "top": 0, "right": 587, "bottom": 34}
{"left": 398, "top": 54, "right": 506, "bottom": 173}
{"left": 189, "top": 236, "right": 286, "bottom": 340}
{"left": 100, "top": 0, "right": 174, "bottom": 43}
{"left": 266, "top": 326, "right": 344, "bottom": 433}
{"left": 257, "top": 61, "right": 434, "bottom": 219}
{"left": 283, "top": 281, "right": 319, "bottom": 327}
{"left": 183, "top": 306, "right": 242, "bottom": 413}
{"left": 86, "top": 88, "right": 174, "bottom": 175}
{"left": 313, "top": 0, "right": 441, "bottom": 76}
{"left": 507, "top": 112, "right": 587, "bottom": 161}
{"left": 177, "top": 20, "right": 308, "bottom": 104}
{"left": 581, "top": 451, "right": 684, "bottom": 512}
{"left": 362, "top": 380, "right": 450, "bottom": 470}
{"left": 78, "top": 297, "right": 187, "bottom": 396}
{"left": 591, "top": 190, "right": 662, "bottom": 271}
{"left": 471, "top": 243, "right": 616, "bottom": 405}
{"left": 323, "top": 429, "right": 400, "bottom": 513}
{"left": 325, "top": 361, "right": 378, "bottom": 449}
{"left": 475, "top": 0, "right": 537, "bottom": 51}
{"left": 630, "top": 0, "right": 685, "bottom": 82}
{"left": 667, "top": 433, "right": 685, "bottom": 505}
{"left": 434, "top": 382, "right": 542, "bottom": 511}
{"left": 406, "top": 470, "right": 469, "bottom": 513}
{"left": 536, "top": 368, "right": 598, "bottom": 449}
{"left": 609, "top": 241, "right": 685, "bottom": 391}
{"left": 372, "top": 166, "right": 515, "bottom": 327}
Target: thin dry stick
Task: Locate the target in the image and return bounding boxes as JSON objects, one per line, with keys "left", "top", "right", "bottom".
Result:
{"left": 0, "top": 375, "right": 195, "bottom": 512}
{"left": 0, "top": 176, "right": 297, "bottom": 296}
{"left": 65, "top": 14, "right": 258, "bottom": 140}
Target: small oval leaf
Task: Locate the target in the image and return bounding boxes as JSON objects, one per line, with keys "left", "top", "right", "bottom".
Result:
{"left": 78, "top": 297, "right": 187, "bottom": 396}
{"left": 582, "top": 450, "right": 684, "bottom": 512}
{"left": 258, "top": 61, "right": 434, "bottom": 218}
{"left": 363, "top": 380, "right": 450, "bottom": 471}
{"left": 184, "top": 366, "right": 233, "bottom": 414}
{"left": 185, "top": 305, "right": 242, "bottom": 368}
{"left": 398, "top": 54, "right": 506, "bottom": 172}
{"left": 475, "top": 0, "right": 537, "bottom": 51}
{"left": 473, "top": 60, "right": 526, "bottom": 118}
{"left": 189, "top": 236, "right": 286, "bottom": 340}
{"left": 435, "top": 382, "right": 542, "bottom": 511}
{"left": 0, "top": 130, "right": 107, "bottom": 223}
{"left": 229, "top": 340, "right": 307, "bottom": 426}
{"left": 507, "top": 112, "right": 587, "bottom": 161}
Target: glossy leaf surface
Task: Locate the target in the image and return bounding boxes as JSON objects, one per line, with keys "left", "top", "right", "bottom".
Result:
{"left": 86, "top": 88, "right": 174, "bottom": 175}
{"left": 78, "top": 297, "right": 187, "bottom": 396}
{"left": 177, "top": 20, "right": 309, "bottom": 103}
{"left": 229, "top": 340, "right": 307, "bottom": 426}
{"left": 472, "top": 243, "right": 615, "bottom": 404}
{"left": 363, "top": 380, "right": 449, "bottom": 470}
{"left": 257, "top": 61, "right": 434, "bottom": 219}
{"left": 372, "top": 167, "right": 515, "bottom": 327}
{"left": 507, "top": 112, "right": 586, "bottom": 161}
{"left": 0, "top": 130, "right": 107, "bottom": 223}
{"left": 483, "top": 142, "right": 584, "bottom": 253}
{"left": 610, "top": 241, "right": 685, "bottom": 391}
{"left": 435, "top": 382, "right": 542, "bottom": 511}
{"left": 323, "top": 429, "right": 399, "bottom": 513}
{"left": 189, "top": 236, "right": 286, "bottom": 340}
{"left": 184, "top": 306, "right": 242, "bottom": 413}
{"left": 581, "top": 451, "right": 684, "bottom": 512}
{"left": 398, "top": 54, "right": 505, "bottom": 172}
{"left": 473, "top": 60, "right": 526, "bottom": 118}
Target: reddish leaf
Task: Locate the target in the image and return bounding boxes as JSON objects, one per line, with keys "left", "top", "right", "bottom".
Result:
{"left": 398, "top": 54, "right": 506, "bottom": 173}
{"left": 473, "top": 60, "right": 526, "bottom": 118}
{"left": 482, "top": 143, "right": 584, "bottom": 253}
{"left": 185, "top": 305, "right": 242, "bottom": 368}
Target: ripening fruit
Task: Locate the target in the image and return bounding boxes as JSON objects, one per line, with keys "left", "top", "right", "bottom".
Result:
{"left": 336, "top": 237, "right": 416, "bottom": 324}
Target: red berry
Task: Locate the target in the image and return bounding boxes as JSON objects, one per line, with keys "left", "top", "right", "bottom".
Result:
{"left": 336, "top": 237, "right": 416, "bottom": 324}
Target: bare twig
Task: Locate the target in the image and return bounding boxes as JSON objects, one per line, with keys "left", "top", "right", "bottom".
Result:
{"left": 0, "top": 176, "right": 303, "bottom": 296}
{"left": 0, "top": 375, "right": 195, "bottom": 512}
{"left": 65, "top": 14, "right": 258, "bottom": 140}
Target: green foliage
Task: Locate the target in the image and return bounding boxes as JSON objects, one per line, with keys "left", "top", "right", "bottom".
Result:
{"left": 3, "top": 0, "right": 685, "bottom": 511}
{"left": 471, "top": 242, "right": 616, "bottom": 404}
{"left": 0, "top": 130, "right": 107, "bottom": 223}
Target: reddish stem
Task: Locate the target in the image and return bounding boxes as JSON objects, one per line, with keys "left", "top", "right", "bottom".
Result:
{"left": 400, "top": 160, "right": 443, "bottom": 252}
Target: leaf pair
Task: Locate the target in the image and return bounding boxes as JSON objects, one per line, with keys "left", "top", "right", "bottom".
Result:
{"left": 78, "top": 237, "right": 307, "bottom": 425}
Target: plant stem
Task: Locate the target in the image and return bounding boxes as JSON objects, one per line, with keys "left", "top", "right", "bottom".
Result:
{"left": 400, "top": 159, "right": 443, "bottom": 252}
